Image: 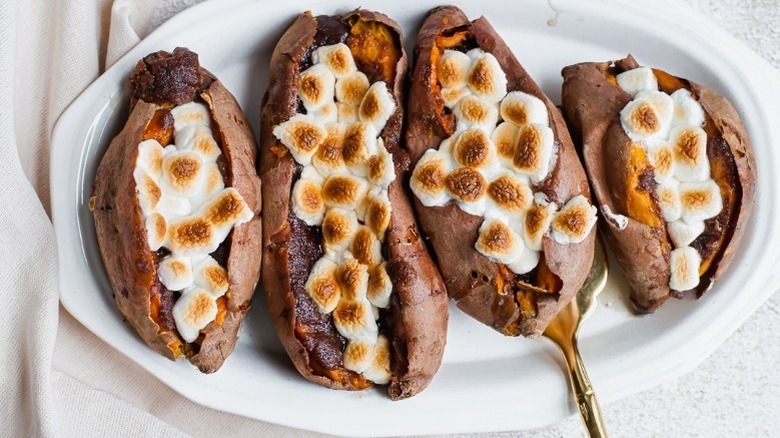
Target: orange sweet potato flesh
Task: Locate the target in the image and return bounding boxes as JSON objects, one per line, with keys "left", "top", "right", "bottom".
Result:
{"left": 405, "top": 6, "right": 595, "bottom": 337}
{"left": 561, "top": 55, "right": 755, "bottom": 312}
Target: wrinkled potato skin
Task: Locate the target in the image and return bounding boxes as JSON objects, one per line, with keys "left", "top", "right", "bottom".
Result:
{"left": 561, "top": 55, "right": 755, "bottom": 313}
{"left": 259, "top": 10, "right": 448, "bottom": 400}
{"left": 93, "top": 50, "right": 262, "bottom": 373}
{"left": 405, "top": 6, "right": 595, "bottom": 337}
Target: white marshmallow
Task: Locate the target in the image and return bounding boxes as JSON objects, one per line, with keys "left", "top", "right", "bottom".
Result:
{"left": 335, "top": 71, "right": 370, "bottom": 105}
{"left": 646, "top": 141, "right": 675, "bottom": 182}
{"left": 671, "top": 88, "right": 705, "bottom": 128}
{"left": 438, "top": 49, "right": 471, "bottom": 89}
{"left": 189, "top": 162, "right": 226, "bottom": 211}
{"left": 550, "top": 195, "right": 598, "bottom": 244}
{"left": 655, "top": 178, "right": 682, "bottom": 222}
{"left": 305, "top": 256, "right": 341, "bottom": 314}
{"left": 368, "top": 143, "right": 396, "bottom": 188}
{"left": 145, "top": 213, "right": 167, "bottom": 251}
{"left": 441, "top": 86, "right": 472, "bottom": 109}
{"left": 475, "top": 218, "right": 526, "bottom": 265}
{"left": 512, "top": 124, "right": 555, "bottom": 183}
{"left": 358, "top": 82, "right": 396, "bottom": 133}
{"left": 670, "top": 125, "right": 710, "bottom": 182}
{"left": 159, "top": 150, "right": 206, "bottom": 198}
{"left": 410, "top": 149, "right": 453, "bottom": 207}
{"left": 172, "top": 288, "right": 218, "bottom": 343}
{"left": 313, "top": 43, "right": 357, "bottom": 78}
{"left": 668, "top": 219, "right": 705, "bottom": 248}
{"left": 311, "top": 102, "right": 338, "bottom": 125}
{"left": 156, "top": 192, "right": 192, "bottom": 220}
{"left": 273, "top": 114, "right": 328, "bottom": 166}
{"left": 669, "top": 246, "right": 702, "bottom": 292}
{"left": 332, "top": 298, "right": 378, "bottom": 342}
{"left": 500, "top": 91, "right": 548, "bottom": 126}
{"left": 175, "top": 125, "right": 221, "bottom": 162}
{"left": 362, "top": 334, "right": 391, "bottom": 384}
{"left": 343, "top": 339, "right": 377, "bottom": 374}
{"left": 506, "top": 247, "right": 541, "bottom": 275}
{"left": 620, "top": 90, "right": 674, "bottom": 143}
{"left": 465, "top": 49, "right": 507, "bottom": 104}
{"left": 616, "top": 67, "right": 658, "bottom": 97}
{"left": 350, "top": 226, "right": 383, "bottom": 268}
{"left": 321, "top": 208, "right": 359, "bottom": 254}
{"left": 298, "top": 63, "right": 336, "bottom": 111}
{"left": 312, "top": 123, "right": 348, "bottom": 177}
{"left": 491, "top": 121, "right": 519, "bottom": 168}
{"left": 158, "top": 256, "right": 194, "bottom": 291}
{"left": 134, "top": 168, "right": 162, "bottom": 213}
{"left": 364, "top": 189, "right": 392, "bottom": 240}
{"left": 453, "top": 95, "right": 499, "bottom": 133}
{"left": 166, "top": 216, "right": 219, "bottom": 256}
{"left": 342, "top": 121, "right": 379, "bottom": 177}
{"left": 201, "top": 187, "right": 253, "bottom": 243}
{"left": 336, "top": 102, "right": 359, "bottom": 124}
{"left": 292, "top": 167, "right": 326, "bottom": 226}
{"left": 367, "top": 262, "right": 393, "bottom": 309}
{"left": 679, "top": 180, "right": 723, "bottom": 223}
{"left": 192, "top": 255, "right": 230, "bottom": 297}
{"left": 170, "top": 102, "right": 211, "bottom": 131}
{"left": 136, "top": 139, "right": 165, "bottom": 178}
{"left": 522, "top": 194, "right": 557, "bottom": 251}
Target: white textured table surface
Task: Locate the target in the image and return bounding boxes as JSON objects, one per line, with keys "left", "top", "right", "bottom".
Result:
{"left": 139, "top": 1, "right": 780, "bottom": 436}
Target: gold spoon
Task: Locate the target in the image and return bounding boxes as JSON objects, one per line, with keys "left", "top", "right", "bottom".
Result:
{"left": 543, "top": 237, "right": 609, "bottom": 438}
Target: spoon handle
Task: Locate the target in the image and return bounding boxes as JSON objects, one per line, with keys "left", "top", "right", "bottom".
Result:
{"left": 563, "top": 337, "right": 608, "bottom": 438}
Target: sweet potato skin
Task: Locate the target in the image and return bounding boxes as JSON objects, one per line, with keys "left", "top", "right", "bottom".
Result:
{"left": 405, "top": 6, "right": 595, "bottom": 337}
{"left": 93, "top": 49, "right": 262, "bottom": 373}
{"left": 561, "top": 56, "right": 755, "bottom": 313}
{"left": 259, "top": 10, "right": 448, "bottom": 399}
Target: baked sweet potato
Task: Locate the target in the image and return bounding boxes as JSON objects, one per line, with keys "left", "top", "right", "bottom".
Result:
{"left": 405, "top": 6, "right": 596, "bottom": 337}
{"left": 92, "top": 48, "right": 262, "bottom": 373}
{"left": 561, "top": 55, "right": 755, "bottom": 312}
{"left": 259, "top": 10, "right": 448, "bottom": 399}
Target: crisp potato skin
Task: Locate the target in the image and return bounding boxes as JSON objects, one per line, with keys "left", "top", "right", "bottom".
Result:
{"left": 561, "top": 56, "right": 756, "bottom": 313}
{"left": 93, "top": 48, "right": 262, "bottom": 373}
{"left": 405, "top": 6, "right": 595, "bottom": 337}
{"left": 259, "top": 10, "right": 448, "bottom": 399}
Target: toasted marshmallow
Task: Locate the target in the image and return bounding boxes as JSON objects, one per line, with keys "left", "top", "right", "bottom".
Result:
{"left": 668, "top": 219, "right": 705, "bottom": 248}
{"left": 176, "top": 125, "right": 221, "bottom": 162}
{"left": 192, "top": 256, "right": 229, "bottom": 297}
{"left": 486, "top": 172, "right": 533, "bottom": 214}
{"left": 512, "top": 124, "right": 555, "bottom": 183}
{"left": 362, "top": 334, "right": 391, "bottom": 384}
{"left": 322, "top": 208, "right": 359, "bottom": 254}
{"left": 359, "top": 82, "right": 396, "bottom": 133}
{"left": 492, "top": 121, "right": 519, "bottom": 166}
{"left": 438, "top": 49, "right": 471, "bottom": 89}
{"left": 616, "top": 67, "right": 658, "bottom": 97}
{"left": 620, "top": 90, "right": 674, "bottom": 142}
{"left": 655, "top": 178, "right": 682, "bottom": 222}
{"left": 311, "top": 102, "right": 338, "bottom": 125}
{"left": 446, "top": 167, "right": 487, "bottom": 215}
{"left": 475, "top": 219, "right": 525, "bottom": 264}
{"left": 135, "top": 169, "right": 162, "bottom": 212}
{"left": 441, "top": 86, "right": 472, "bottom": 108}
{"left": 646, "top": 141, "right": 675, "bottom": 182}
{"left": 337, "top": 103, "right": 359, "bottom": 124}
{"left": 351, "top": 226, "right": 383, "bottom": 267}
{"left": 273, "top": 114, "right": 328, "bottom": 166}
{"left": 322, "top": 174, "right": 369, "bottom": 210}
{"left": 305, "top": 256, "right": 341, "bottom": 314}
{"left": 156, "top": 193, "right": 192, "bottom": 220}
{"left": 679, "top": 180, "right": 723, "bottom": 223}
{"left": 313, "top": 43, "right": 357, "bottom": 78}
{"left": 506, "top": 247, "right": 540, "bottom": 275}
{"left": 160, "top": 150, "right": 205, "bottom": 197}
{"left": 411, "top": 149, "right": 453, "bottom": 207}
{"left": 453, "top": 95, "right": 499, "bottom": 133}
{"left": 669, "top": 246, "right": 702, "bottom": 291}
{"left": 158, "top": 256, "right": 194, "bottom": 291}
{"left": 189, "top": 162, "right": 226, "bottom": 210}
{"left": 344, "top": 339, "right": 377, "bottom": 374}
{"left": 167, "top": 216, "right": 218, "bottom": 256}
{"left": 145, "top": 213, "right": 167, "bottom": 251}
{"left": 298, "top": 63, "right": 336, "bottom": 111}
{"left": 550, "top": 195, "right": 598, "bottom": 244}
{"left": 335, "top": 71, "right": 369, "bottom": 105}
{"left": 172, "top": 288, "right": 218, "bottom": 343}
{"left": 364, "top": 190, "right": 392, "bottom": 239}
{"left": 670, "top": 125, "right": 710, "bottom": 182}
{"left": 336, "top": 256, "right": 370, "bottom": 301}
{"left": 312, "top": 123, "right": 348, "bottom": 177}
{"left": 202, "top": 188, "right": 253, "bottom": 242}
{"left": 367, "top": 262, "right": 392, "bottom": 308}
{"left": 465, "top": 49, "right": 507, "bottom": 104}
{"left": 342, "top": 122, "right": 379, "bottom": 177}
{"left": 368, "top": 145, "right": 396, "bottom": 188}
{"left": 452, "top": 129, "right": 496, "bottom": 170}
{"left": 671, "top": 88, "right": 705, "bottom": 128}
{"left": 137, "top": 139, "right": 165, "bottom": 178}
{"left": 292, "top": 167, "right": 326, "bottom": 226}
{"left": 332, "top": 298, "right": 378, "bottom": 341}
{"left": 523, "top": 195, "right": 557, "bottom": 251}
{"left": 500, "top": 91, "right": 548, "bottom": 126}
{"left": 170, "top": 102, "right": 210, "bottom": 131}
